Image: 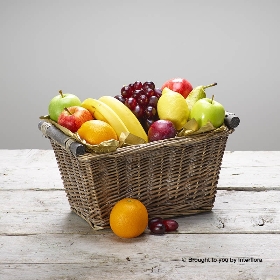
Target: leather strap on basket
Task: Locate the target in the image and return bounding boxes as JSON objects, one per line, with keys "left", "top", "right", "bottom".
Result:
{"left": 38, "top": 121, "right": 85, "bottom": 156}
{"left": 65, "top": 138, "right": 76, "bottom": 151}
{"left": 40, "top": 122, "right": 52, "bottom": 137}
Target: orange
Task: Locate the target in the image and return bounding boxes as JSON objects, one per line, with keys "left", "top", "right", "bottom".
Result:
{"left": 77, "top": 120, "right": 118, "bottom": 145}
{"left": 109, "top": 198, "right": 148, "bottom": 238}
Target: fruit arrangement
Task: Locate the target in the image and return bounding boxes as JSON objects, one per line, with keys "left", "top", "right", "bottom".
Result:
{"left": 41, "top": 77, "right": 240, "bottom": 239}
{"left": 42, "top": 77, "right": 236, "bottom": 152}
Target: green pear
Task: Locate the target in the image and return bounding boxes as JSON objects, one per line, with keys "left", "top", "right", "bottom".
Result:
{"left": 186, "top": 83, "right": 217, "bottom": 118}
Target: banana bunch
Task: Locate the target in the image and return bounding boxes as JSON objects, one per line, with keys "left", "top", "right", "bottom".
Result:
{"left": 81, "top": 96, "right": 148, "bottom": 142}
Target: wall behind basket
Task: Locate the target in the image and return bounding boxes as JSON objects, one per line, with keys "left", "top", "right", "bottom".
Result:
{"left": 0, "top": 0, "right": 279, "bottom": 151}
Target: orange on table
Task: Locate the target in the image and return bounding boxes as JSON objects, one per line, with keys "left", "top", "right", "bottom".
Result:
{"left": 110, "top": 198, "right": 148, "bottom": 238}
{"left": 77, "top": 120, "right": 118, "bottom": 145}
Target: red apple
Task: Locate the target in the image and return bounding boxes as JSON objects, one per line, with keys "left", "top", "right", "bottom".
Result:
{"left": 161, "top": 78, "right": 193, "bottom": 98}
{"left": 58, "top": 106, "right": 93, "bottom": 133}
{"left": 148, "top": 120, "right": 177, "bottom": 142}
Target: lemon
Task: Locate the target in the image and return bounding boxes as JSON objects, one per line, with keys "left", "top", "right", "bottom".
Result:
{"left": 157, "top": 88, "right": 190, "bottom": 130}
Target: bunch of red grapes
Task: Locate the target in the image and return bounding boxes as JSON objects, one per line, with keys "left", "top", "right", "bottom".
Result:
{"left": 114, "top": 81, "right": 162, "bottom": 133}
{"left": 148, "top": 217, "right": 179, "bottom": 234}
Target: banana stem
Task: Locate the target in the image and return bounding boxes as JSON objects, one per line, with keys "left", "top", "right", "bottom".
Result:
{"left": 203, "top": 83, "right": 217, "bottom": 89}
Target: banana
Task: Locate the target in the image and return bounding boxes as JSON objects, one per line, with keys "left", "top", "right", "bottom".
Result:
{"left": 81, "top": 98, "right": 129, "bottom": 138}
{"left": 99, "top": 96, "right": 148, "bottom": 142}
{"left": 81, "top": 98, "right": 107, "bottom": 122}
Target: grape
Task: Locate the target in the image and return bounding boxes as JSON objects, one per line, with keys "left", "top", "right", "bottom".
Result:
{"left": 144, "top": 119, "right": 155, "bottom": 131}
{"left": 125, "top": 97, "right": 137, "bottom": 110}
{"left": 132, "top": 105, "right": 144, "bottom": 118}
{"left": 154, "top": 88, "right": 162, "bottom": 98}
{"left": 138, "top": 94, "right": 149, "bottom": 107}
{"left": 148, "top": 217, "right": 163, "bottom": 229}
{"left": 144, "top": 106, "right": 157, "bottom": 119}
{"left": 141, "top": 118, "right": 154, "bottom": 132}
{"left": 144, "top": 87, "right": 154, "bottom": 98}
{"left": 143, "top": 81, "right": 155, "bottom": 90}
{"left": 133, "top": 81, "right": 143, "bottom": 90}
{"left": 114, "top": 95, "right": 126, "bottom": 104}
{"left": 133, "top": 89, "right": 145, "bottom": 99}
{"left": 128, "top": 83, "right": 134, "bottom": 90}
{"left": 162, "top": 219, "right": 179, "bottom": 232}
{"left": 149, "top": 222, "right": 166, "bottom": 234}
{"left": 148, "top": 217, "right": 179, "bottom": 235}
{"left": 121, "top": 85, "right": 133, "bottom": 98}
{"left": 148, "top": 96, "right": 158, "bottom": 108}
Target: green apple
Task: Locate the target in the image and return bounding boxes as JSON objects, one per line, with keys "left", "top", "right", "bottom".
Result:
{"left": 48, "top": 90, "right": 81, "bottom": 122}
{"left": 190, "top": 95, "right": 225, "bottom": 128}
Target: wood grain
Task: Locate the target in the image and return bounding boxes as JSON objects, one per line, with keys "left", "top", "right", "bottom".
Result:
{"left": 1, "top": 190, "right": 280, "bottom": 235}
{"left": 0, "top": 234, "right": 279, "bottom": 280}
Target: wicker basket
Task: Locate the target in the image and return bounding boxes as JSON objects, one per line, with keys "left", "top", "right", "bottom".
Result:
{"left": 40, "top": 121, "right": 233, "bottom": 229}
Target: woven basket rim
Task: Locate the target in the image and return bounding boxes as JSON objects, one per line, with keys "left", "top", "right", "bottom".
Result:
{"left": 77, "top": 126, "right": 233, "bottom": 161}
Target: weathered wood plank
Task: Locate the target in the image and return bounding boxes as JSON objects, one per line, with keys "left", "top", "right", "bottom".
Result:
{"left": 0, "top": 167, "right": 63, "bottom": 190}
{"left": 0, "top": 150, "right": 63, "bottom": 191}
{"left": 1, "top": 263, "right": 277, "bottom": 280}
{"left": 0, "top": 150, "right": 62, "bottom": 190}
{"left": 222, "top": 151, "right": 280, "bottom": 167}
{"left": 218, "top": 166, "right": 280, "bottom": 190}
{"left": 1, "top": 150, "right": 279, "bottom": 169}
{"left": 1, "top": 190, "right": 280, "bottom": 235}
{"left": 218, "top": 151, "right": 280, "bottom": 190}
{"left": 2, "top": 208, "right": 280, "bottom": 236}
{"left": 0, "top": 149, "right": 57, "bottom": 168}
{"left": 3, "top": 189, "right": 280, "bottom": 213}
{"left": 1, "top": 150, "right": 280, "bottom": 190}
{"left": 2, "top": 164, "right": 279, "bottom": 191}
{"left": 0, "top": 234, "right": 279, "bottom": 280}
{"left": 1, "top": 262, "right": 276, "bottom": 280}
{"left": 0, "top": 149, "right": 61, "bottom": 191}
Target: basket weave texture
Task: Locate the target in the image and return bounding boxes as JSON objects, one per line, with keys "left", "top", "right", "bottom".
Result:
{"left": 48, "top": 126, "right": 233, "bottom": 229}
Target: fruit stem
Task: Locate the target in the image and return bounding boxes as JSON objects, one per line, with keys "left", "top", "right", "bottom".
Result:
{"left": 203, "top": 83, "right": 217, "bottom": 89}
{"left": 211, "top": 95, "right": 214, "bottom": 104}
{"left": 64, "top": 107, "right": 72, "bottom": 115}
{"left": 59, "top": 90, "right": 64, "bottom": 98}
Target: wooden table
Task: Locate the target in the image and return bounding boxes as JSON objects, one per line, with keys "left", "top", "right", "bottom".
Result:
{"left": 1, "top": 150, "right": 280, "bottom": 279}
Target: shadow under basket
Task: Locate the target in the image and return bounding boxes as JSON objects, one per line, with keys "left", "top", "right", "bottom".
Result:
{"left": 41, "top": 122, "right": 233, "bottom": 230}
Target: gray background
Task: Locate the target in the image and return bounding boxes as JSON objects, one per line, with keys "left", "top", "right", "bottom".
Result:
{"left": 1, "top": 0, "right": 279, "bottom": 151}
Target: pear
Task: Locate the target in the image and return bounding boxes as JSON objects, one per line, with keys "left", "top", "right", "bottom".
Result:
{"left": 186, "top": 83, "right": 217, "bottom": 116}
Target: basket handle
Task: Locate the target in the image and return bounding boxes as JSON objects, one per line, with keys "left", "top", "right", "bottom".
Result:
{"left": 225, "top": 112, "right": 240, "bottom": 129}
{"left": 38, "top": 121, "right": 85, "bottom": 156}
